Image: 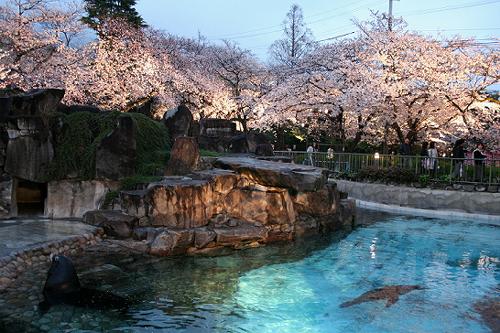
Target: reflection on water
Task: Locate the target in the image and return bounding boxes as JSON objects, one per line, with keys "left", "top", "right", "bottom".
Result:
{"left": 0, "top": 209, "right": 498, "bottom": 333}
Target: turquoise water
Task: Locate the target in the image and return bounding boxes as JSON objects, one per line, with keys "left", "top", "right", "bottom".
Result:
{"left": 2, "top": 210, "right": 499, "bottom": 332}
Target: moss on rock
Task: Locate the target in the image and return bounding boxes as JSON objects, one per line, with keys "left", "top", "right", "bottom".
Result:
{"left": 49, "top": 112, "right": 170, "bottom": 180}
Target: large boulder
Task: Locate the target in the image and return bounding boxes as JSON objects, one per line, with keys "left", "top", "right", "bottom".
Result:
{"left": 213, "top": 221, "right": 268, "bottom": 246}
{"left": 149, "top": 229, "right": 194, "bottom": 256}
{"left": 46, "top": 180, "right": 119, "bottom": 218}
{"left": 143, "top": 178, "right": 213, "bottom": 228}
{"left": 165, "top": 136, "right": 200, "bottom": 176}
{"left": 246, "top": 132, "right": 270, "bottom": 153}
{"left": 95, "top": 115, "right": 137, "bottom": 180}
{"left": 0, "top": 88, "right": 64, "bottom": 119}
{"left": 229, "top": 132, "right": 270, "bottom": 154}
{"left": 255, "top": 143, "right": 274, "bottom": 156}
{"left": 292, "top": 183, "right": 339, "bottom": 216}
{"left": 163, "top": 104, "right": 193, "bottom": 142}
{"left": 194, "top": 227, "right": 216, "bottom": 248}
{"left": 214, "top": 157, "right": 328, "bottom": 192}
{"left": 4, "top": 133, "right": 54, "bottom": 182}
{"left": 0, "top": 89, "right": 64, "bottom": 182}
{"left": 120, "top": 170, "right": 240, "bottom": 228}
{"left": 224, "top": 185, "right": 296, "bottom": 225}
{"left": 82, "top": 210, "right": 137, "bottom": 239}
{"left": 229, "top": 134, "right": 249, "bottom": 153}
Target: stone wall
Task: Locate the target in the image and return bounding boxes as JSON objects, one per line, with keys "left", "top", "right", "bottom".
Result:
{"left": 0, "top": 176, "right": 13, "bottom": 218}
{"left": 0, "top": 228, "right": 103, "bottom": 292}
{"left": 336, "top": 180, "right": 500, "bottom": 216}
{"left": 46, "top": 180, "right": 119, "bottom": 218}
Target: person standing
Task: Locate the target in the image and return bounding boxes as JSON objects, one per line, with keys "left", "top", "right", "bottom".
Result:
{"left": 473, "top": 143, "right": 487, "bottom": 182}
{"left": 420, "top": 141, "right": 428, "bottom": 174}
{"left": 306, "top": 144, "right": 314, "bottom": 166}
{"left": 452, "top": 139, "right": 465, "bottom": 179}
{"left": 427, "top": 142, "right": 438, "bottom": 177}
{"left": 399, "top": 138, "right": 411, "bottom": 168}
{"left": 327, "top": 146, "right": 334, "bottom": 170}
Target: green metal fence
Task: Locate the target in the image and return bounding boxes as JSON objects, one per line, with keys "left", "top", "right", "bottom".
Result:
{"left": 274, "top": 151, "right": 500, "bottom": 185}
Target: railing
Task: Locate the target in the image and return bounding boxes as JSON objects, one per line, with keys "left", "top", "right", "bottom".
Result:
{"left": 274, "top": 151, "right": 500, "bottom": 185}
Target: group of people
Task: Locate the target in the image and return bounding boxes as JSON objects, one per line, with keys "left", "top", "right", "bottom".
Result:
{"left": 450, "top": 139, "right": 488, "bottom": 182}
{"left": 419, "top": 141, "right": 439, "bottom": 175}
{"left": 418, "top": 139, "right": 488, "bottom": 182}
{"left": 303, "top": 138, "right": 490, "bottom": 182}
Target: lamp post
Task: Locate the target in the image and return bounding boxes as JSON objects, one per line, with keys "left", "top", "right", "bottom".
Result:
{"left": 374, "top": 152, "right": 380, "bottom": 168}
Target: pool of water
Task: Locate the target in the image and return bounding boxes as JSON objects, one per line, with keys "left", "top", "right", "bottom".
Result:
{"left": 1, "top": 210, "right": 499, "bottom": 332}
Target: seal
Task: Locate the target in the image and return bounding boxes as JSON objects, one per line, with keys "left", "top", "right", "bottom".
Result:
{"left": 340, "top": 285, "right": 424, "bottom": 308}
{"left": 39, "top": 255, "right": 129, "bottom": 313}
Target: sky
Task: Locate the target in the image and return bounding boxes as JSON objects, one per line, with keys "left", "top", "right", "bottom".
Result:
{"left": 135, "top": 0, "right": 500, "bottom": 61}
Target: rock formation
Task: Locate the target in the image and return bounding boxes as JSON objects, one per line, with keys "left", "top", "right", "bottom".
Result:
{"left": 163, "top": 104, "right": 194, "bottom": 142}
{"left": 95, "top": 115, "right": 137, "bottom": 180}
{"left": 165, "top": 136, "right": 200, "bottom": 176}
{"left": 87, "top": 158, "right": 356, "bottom": 257}
{"left": 1, "top": 89, "right": 64, "bottom": 183}
{"left": 229, "top": 132, "right": 270, "bottom": 154}
{"left": 82, "top": 210, "right": 137, "bottom": 239}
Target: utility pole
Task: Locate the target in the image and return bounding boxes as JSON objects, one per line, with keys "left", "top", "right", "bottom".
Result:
{"left": 388, "top": 0, "right": 399, "bottom": 31}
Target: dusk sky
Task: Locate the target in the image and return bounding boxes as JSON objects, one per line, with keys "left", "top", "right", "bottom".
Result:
{"left": 136, "top": 0, "right": 500, "bottom": 61}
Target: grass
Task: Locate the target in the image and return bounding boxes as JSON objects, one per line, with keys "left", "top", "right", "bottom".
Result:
{"left": 200, "top": 149, "right": 224, "bottom": 157}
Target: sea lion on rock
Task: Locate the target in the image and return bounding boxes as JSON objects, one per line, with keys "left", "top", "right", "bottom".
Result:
{"left": 39, "top": 255, "right": 129, "bottom": 313}
{"left": 340, "top": 285, "right": 424, "bottom": 308}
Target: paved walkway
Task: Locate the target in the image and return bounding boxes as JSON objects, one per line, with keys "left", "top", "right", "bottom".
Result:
{"left": 0, "top": 219, "right": 96, "bottom": 258}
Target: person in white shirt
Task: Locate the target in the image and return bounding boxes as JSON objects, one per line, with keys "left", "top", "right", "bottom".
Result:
{"left": 307, "top": 145, "right": 314, "bottom": 166}
{"left": 427, "top": 142, "right": 438, "bottom": 176}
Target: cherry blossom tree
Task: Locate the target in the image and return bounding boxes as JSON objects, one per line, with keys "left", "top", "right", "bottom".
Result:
{"left": 64, "top": 19, "right": 177, "bottom": 111}
{"left": 262, "top": 14, "right": 499, "bottom": 151}
{"left": 145, "top": 31, "right": 236, "bottom": 119}
{"left": 206, "top": 41, "right": 267, "bottom": 132}
{"left": 0, "top": 0, "right": 85, "bottom": 89}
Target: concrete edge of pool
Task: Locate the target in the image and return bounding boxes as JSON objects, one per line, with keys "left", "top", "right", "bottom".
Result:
{"left": 0, "top": 221, "right": 104, "bottom": 291}
{"left": 355, "top": 199, "right": 500, "bottom": 224}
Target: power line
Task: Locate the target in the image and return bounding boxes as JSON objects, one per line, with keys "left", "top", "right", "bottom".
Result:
{"left": 207, "top": 0, "right": 371, "bottom": 40}
{"left": 418, "top": 27, "right": 500, "bottom": 31}
{"left": 316, "top": 31, "right": 356, "bottom": 42}
{"left": 207, "top": 0, "right": 381, "bottom": 41}
{"left": 401, "top": 0, "right": 500, "bottom": 16}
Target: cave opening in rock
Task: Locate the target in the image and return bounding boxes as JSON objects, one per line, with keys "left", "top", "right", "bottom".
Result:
{"left": 15, "top": 180, "right": 47, "bottom": 217}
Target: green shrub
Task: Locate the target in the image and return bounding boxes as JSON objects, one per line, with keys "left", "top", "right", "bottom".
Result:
{"left": 438, "top": 174, "right": 451, "bottom": 182}
{"left": 49, "top": 112, "right": 170, "bottom": 180}
{"left": 355, "top": 166, "right": 418, "bottom": 184}
{"left": 132, "top": 113, "right": 170, "bottom": 175}
{"left": 103, "top": 190, "right": 119, "bottom": 207}
{"left": 120, "top": 175, "right": 162, "bottom": 191}
{"left": 419, "top": 174, "right": 430, "bottom": 186}
{"left": 49, "top": 111, "right": 121, "bottom": 180}
{"left": 200, "top": 149, "right": 223, "bottom": 157}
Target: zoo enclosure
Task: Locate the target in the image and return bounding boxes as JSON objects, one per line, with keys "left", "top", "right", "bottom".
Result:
{"left": 274, "top": 151, "right": 500, "bottom": 185}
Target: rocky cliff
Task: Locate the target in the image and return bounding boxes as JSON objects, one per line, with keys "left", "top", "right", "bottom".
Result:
{"left": 84, "top": 157, "right": 356, "bottom": 256}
